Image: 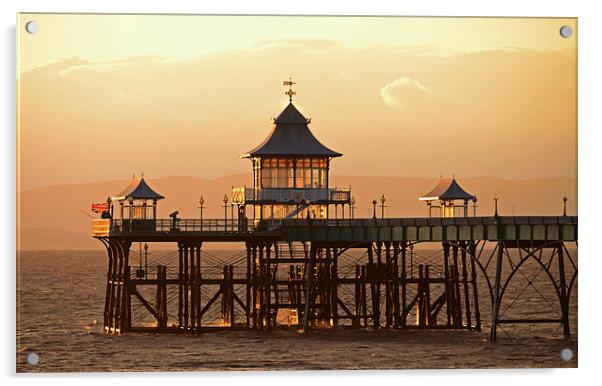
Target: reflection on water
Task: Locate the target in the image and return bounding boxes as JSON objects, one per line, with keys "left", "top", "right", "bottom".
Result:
{"left": 16, "top": 250, "right": 577, "bottom": 372}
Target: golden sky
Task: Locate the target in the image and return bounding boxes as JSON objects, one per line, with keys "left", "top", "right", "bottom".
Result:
{"left": 17, "top": 14, "right": 577, "bottom": 191}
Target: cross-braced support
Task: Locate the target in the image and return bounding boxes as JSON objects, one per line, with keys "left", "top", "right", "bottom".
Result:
{"left": 95, "top": 215, "right": 576, "bottom": 341}
{"left": 488, "top": 240, "right": 577, "bottom": 341}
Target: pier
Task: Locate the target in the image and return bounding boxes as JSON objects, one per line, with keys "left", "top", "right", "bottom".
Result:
{"left": 91, "top": 80, "right": 577, "bottom": 341}
{"left": 92, "top": 215, "right": 577, "bottom": 341}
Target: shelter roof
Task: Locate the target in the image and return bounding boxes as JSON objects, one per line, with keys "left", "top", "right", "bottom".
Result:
{"left": 419, "top": 177, "right": 475, "bottom": 201}
{"left": 112, "top": 175, "right": 165, "bottom": 201}
{"left": 242, "top": 103, "right": 342, "bottom": 158}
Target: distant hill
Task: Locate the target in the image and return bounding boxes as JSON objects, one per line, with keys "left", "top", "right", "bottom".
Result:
{"left": 17, "top": 174, "right": 577, "bottom": 250}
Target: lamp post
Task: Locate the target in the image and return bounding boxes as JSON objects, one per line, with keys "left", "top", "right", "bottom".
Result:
{"left": 350, "top": 196, "right": 356, "bottom": 219}
{"left": 380, "top": 194, "right": 387, "bottom": 219}
{"left": 493, "top": 195, "right": 499, "bottom": 217}
{"left": 127, "top": 197, "right": 133, "bottom": 231}
{"left": 372, "top": 200, "right": 377, "bottom": 219}
{"left": 198, "top": 196, "right": 205, "bottom": 231}
{"left": 231, "top": 199, "right": 235, "bottom": 229}
{"left": 222, "top": 194, "right": 229, "bottom": 231}
{"left": 472, "top": 196, "right": 478, "bottom": 217}
{"left": 562, "top": 196, "right": 568, "bottom": 216}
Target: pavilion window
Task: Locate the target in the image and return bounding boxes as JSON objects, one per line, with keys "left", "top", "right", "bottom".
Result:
{"left": 277, "top": 168, "right": 286, "bottom": 187}
{"left": 259, "top": 157, "right": 329, "bottom": 189}
{"left": 311, "top": 168, "right": 320, "bottom": 188}
{"left": 287, "top": 166, "right": 294, "bottom": 188}
{"left": 260, "top": 157, "right": 296, "bottom": 188}
{"left": 319, "top": 168, "right": 326, "bottom": 188}
{"left": 303, "top": 168, "right": 312, "bottom": 188}
{"left": 271, "top": 168, "right": 277, "bottom": 187}
{"left": 295, "top": 159, "right": 304, "bottom": 188}
{"left": 261, "top": 167, "right": 272, "bottom": 188}
{"left": 288, "top": 157, "right": 327, "bottom": 189}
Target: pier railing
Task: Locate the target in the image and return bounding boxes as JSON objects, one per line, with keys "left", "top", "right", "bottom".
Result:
{"left": 281, "top": 215, "right": 578, "bottom": 242}
{"left": 93, "top": 218, "right": 253, "bottom": 235}
{"left": 231, "top": 186, "right": 351, "bottom": 204}
{"left": 281, "top": 215, "right": 578, "bottom": 228}
{"left": 92, "top": 218, "right": 287, "bottom": 236}
{"left": 93, "top": 215, "right": 578, "bottom": 243}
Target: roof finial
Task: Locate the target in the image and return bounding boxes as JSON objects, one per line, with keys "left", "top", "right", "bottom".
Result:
{"left": 283, "top": 76, "right": 296, "bottom": 103}
{"left": 141, "top": 172, "right": 144, "bottom": 178}
{"left": 439, "top": 173, "right": 443, "bottom": 179}
{"left": 452, "top": 172, "right": 455, "bottom": 179}
{"left": 132, "top": 172, "right": 135, "bottom": 179}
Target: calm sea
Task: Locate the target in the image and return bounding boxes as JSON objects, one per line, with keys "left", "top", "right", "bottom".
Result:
{"left": 16, "top": 250, "right": 577, "bottom": 372}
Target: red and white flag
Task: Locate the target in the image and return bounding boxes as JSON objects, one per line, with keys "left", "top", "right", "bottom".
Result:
{"left": 91, "top": 203, "right": 109, "bottom": 213}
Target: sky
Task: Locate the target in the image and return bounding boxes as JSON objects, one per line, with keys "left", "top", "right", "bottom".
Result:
{"left": 17, "top": 14, "right": 577, "bottom": 191}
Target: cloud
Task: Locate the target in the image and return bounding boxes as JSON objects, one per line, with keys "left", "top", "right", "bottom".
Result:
{"left": 17, "top": 44, "right": 576, "bottom": 190}
{"left": 380, "top": 77, "right": 432, "bottom": 109}
{"left": 254, "top": 38, "right": 345, "bottom": 52}
{"left": 55, "top": 55, "right": 169, "bottom": 77}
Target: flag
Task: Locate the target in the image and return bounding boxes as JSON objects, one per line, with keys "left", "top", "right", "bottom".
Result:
{"left": 91, "top": 203, "right": 110, "bottom": 213}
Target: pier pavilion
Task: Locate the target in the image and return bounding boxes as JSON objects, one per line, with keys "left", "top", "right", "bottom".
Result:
{"left": 91, "top": 80, "right": 577, "bottom": 342}
{"left": 419, "top": 176, "right": 477, "bottom": 218}
{"left": 232, "top": 79, "right": 351, "bottom": 224}
{"left": 111, "top": 174, "right": 164, "bottom": 230}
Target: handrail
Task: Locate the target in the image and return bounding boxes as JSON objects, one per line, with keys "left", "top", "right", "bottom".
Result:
{"left": 93, "top": 215, "right": 577, "bottom": 237}
{"left": 280, "top": 216, "right": 579, "bottom": 228}
{"left": 231, "top": 186, "right": 351, "bottom": 204}
{"left": 105, "top": 218, "right": 252, "bottom": 234}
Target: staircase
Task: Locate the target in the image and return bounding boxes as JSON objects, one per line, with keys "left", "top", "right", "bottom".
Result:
{"left": 266, "top": 203, "right": 310, "bottom": 231}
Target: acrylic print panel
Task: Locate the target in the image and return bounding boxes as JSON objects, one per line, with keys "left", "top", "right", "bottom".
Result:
{"left": 16, "top": 14, "right": 577, "bottom": 372}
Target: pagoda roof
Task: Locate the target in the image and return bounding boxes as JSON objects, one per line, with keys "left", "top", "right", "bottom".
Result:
{"left": 112, "top": 175, "right": 165, "bottom": 201}
{"left": 419, "top": 177, "right": 475, "bottom": 202}
{"left": 242, "top": 103, "right": 342, "bottom": 158}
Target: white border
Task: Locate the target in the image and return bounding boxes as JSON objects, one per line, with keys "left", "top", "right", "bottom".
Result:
{"left": 3, "top": 1, "right": 601, "bottom": 385}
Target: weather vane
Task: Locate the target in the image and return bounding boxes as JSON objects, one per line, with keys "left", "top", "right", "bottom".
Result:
{"left": 283, "top": 76, "right": 296, "bottom": 102}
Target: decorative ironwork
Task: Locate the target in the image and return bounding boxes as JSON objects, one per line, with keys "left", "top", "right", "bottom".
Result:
{"left": 231, "top": 186, "right": 351, "bottom": 204}
{"left": 283, "top": 76, "right": 296, "bottom": 102}
{"left": 94, "top": 218, "right": 577, "bottom": 342}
